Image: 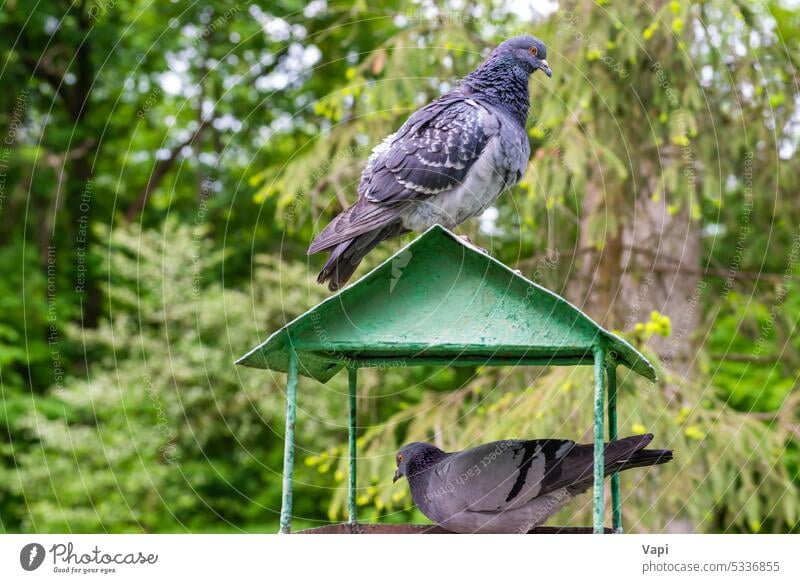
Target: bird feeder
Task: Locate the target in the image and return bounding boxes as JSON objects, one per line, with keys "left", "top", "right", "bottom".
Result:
{"left": 236, "top": 225, "right": 656, "bottom": 534}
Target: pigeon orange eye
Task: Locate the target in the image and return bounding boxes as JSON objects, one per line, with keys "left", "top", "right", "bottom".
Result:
{"left": 529, "top": 46, "right": 538, "bottom": 56}
{"left": 397, "top": 454, "right": 404, "bottom": 463}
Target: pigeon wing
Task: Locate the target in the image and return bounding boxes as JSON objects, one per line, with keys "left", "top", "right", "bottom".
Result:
{"left": 438, "top": 434, "right": 659, "bottom": 514}
{"left": 307, "top": 198, "right": 406, "bottom": 254}
{"left": 360, "top": 96, "right": 495, "bottom": 204}
{"left": 535, "top": 434, "right": 657, "bottom": 496}
{"left": 432, "top": 439, "right": 577, "bottom": 513}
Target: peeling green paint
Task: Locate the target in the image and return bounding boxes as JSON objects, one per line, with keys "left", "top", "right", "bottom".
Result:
{"left": 608, "top": 361, "right": 622, "bottom": 533}
{"left": 279, "top": 346, "right": 298, "bottom": 534}
{"left": 348, "top": 367, "right": 358, "bottom": 525}
{"left": 592, "top": 344, "right": 606, "bottom": 534}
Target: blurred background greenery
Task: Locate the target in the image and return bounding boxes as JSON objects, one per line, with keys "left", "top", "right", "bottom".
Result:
{"left": 0, "top": 0, "right": 798, "bottom": 533}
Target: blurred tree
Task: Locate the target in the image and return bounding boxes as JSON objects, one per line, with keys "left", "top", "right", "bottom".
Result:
{"left": 3, "top": 221, "right": 335, "bottom": 531}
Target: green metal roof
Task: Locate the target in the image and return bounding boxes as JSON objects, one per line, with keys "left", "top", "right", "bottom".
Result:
{"left": 236, "top": 225, "right": 656, "bottom": 383}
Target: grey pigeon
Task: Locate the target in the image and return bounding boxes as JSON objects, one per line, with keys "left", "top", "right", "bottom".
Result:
{"left": 393, "top": 433, "right": 672, "bottom": 533}
{"left": 309, "top": 35, "right": 552, "bottom": 290}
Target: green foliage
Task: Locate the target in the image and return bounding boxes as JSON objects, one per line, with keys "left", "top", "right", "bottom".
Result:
{"left": 2, "top": 222, "right": 335, "bottom": 532}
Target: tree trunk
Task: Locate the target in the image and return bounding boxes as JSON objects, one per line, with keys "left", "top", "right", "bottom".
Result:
{"left": 569, "top": 157, "right": 702, "bottom": 376}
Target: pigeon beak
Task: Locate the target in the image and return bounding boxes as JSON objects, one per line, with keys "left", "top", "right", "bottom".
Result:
{"left": 393, "top": 468, "right": 401, "bottom": 483}
{"left": 539, "top": 60, "right": 552, "bottom": 78}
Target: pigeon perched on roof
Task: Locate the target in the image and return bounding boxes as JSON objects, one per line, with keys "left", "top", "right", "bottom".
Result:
{"left": 393, "top": 434, "right": 672, "bottom": 534}
{"left": 309, "top": 35, "right": 551, "bottom": 290}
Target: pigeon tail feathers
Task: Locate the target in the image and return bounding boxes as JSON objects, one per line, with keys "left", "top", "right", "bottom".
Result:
{"left": 611, "top": 447, "right": 674, "bottom": 472}
{"left": 316, "top": 222, "right": 406, "bottom": 291}
{"left": 565, "top": 434, "right": 673, "bottom": 495}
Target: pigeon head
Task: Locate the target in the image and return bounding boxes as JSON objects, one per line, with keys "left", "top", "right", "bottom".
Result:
{"left": 463, "top": 35, "right": 551, "bottom": 126}
{"left": 393, "top": 442, "right": 445, "bottom": 483}
{"left": 492, "top": 35, "right": 552, "bottom": 78}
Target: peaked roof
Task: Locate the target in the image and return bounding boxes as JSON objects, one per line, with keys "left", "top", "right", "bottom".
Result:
{"left": 236, "top": 225, "right": 656, "bottom": 383}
